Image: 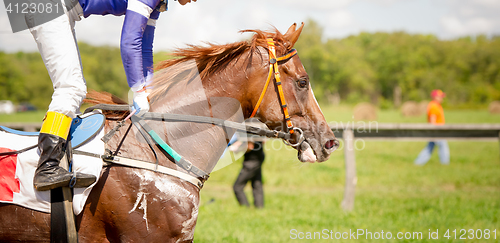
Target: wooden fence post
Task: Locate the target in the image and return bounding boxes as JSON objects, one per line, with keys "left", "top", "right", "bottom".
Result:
{"left": 341, "top": 129, "right": 356, "bottom": 211}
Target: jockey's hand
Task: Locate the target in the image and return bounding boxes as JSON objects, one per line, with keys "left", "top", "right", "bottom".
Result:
{"left": 132, "top": 88, "right": 150, "bottom": 116}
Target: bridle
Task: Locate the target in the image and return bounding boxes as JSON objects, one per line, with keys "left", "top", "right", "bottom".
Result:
{"left": 250, "top": 38, "right": 304, "bottom": 147}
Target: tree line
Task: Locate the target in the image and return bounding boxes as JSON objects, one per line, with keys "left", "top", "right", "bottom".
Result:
{"left": 0, "top": 43, "right": 129, "bottom": 110}
{"left": 295, "top": 20, "right": 500, "bottom": 108}
{"left": 1, "top": 20, "right": 499, "bottom": 110}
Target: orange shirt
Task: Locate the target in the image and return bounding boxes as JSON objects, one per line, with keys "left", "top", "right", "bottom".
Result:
{"left": 427, "top": 100, "right": 445, "bottom": 124}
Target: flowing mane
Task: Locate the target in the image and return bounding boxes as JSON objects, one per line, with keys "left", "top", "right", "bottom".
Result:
{"left": 155, "top": 28, "right": 294, "bottom": 78}
{"left": 85, "top": 28, "right": 294, "bottom": 118}
{"left": 149, "top": 29, "right": 293, "bottom": 101}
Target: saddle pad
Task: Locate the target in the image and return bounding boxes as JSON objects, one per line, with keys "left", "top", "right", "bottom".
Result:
{"left": 69, "top": 112, "right": 105, "bottom": 148}
{"left": 0, "top": 129, "right": 104, "bottom": 215}
{"left": 0, "top": 112, "right": 105, "bottom": 149}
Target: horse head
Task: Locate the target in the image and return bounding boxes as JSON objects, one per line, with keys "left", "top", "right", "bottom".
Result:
{"left": 151, "top": 23, "right": 339, "bottom": 165}
{"left": 242, "top": 23, "right": 339, "bottom": 162}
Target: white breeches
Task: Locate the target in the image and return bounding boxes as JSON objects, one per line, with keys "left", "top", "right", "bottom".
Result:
{"left": 27, "top": 1, "right": 86, "bottom": 118}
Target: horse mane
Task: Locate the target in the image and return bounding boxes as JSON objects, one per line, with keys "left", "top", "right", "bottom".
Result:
{"left": 85, "top": 27, "right": 293, "bottom": 119}
{"left": 84, "top": 90, "right": 129, "bottom": 119}
{"left": 154, "top": 28, "right": 292, "bottom": 79}
{"left": 149, "top": 28, "right": 292, "bottom": 103}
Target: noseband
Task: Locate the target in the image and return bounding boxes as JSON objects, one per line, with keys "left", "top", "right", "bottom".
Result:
{"left": 250, "top": 38, "right": 304, "bottom": 146}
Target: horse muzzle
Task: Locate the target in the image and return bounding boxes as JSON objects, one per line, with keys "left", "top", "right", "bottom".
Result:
{"left": 296, "top": 137, "right": 339, "bottom": 163}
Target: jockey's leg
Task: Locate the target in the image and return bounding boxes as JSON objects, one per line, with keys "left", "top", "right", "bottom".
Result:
{"left": 27, "top": 1, "right": 86, "bottom": 119}
{"left": 33, "top": 112, "right": 96, "bottom": 191}
{"left": 28, "top": 1, "right": 94, "bottom": 191}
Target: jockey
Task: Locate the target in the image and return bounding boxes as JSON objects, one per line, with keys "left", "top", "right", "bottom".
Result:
{"left": 30, "top": 0, "right": 196, "bottom": 191}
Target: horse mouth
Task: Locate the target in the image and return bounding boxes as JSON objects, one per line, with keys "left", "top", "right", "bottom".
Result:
{"left": 297, "top": 138, "right": 339, "bottom": 163}
{"left": 297, "top": 141, "right": 317, "bottom": 163}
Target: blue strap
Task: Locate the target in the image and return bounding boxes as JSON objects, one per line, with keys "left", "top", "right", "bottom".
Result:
{"left": 147, "top": 131, "right": 182, "bottom": 161}
{"left": 130, "top": 115, "right": 209, "bottom": 179}
{"left": 0, "top": 126, "right": 38, "bottom": 136}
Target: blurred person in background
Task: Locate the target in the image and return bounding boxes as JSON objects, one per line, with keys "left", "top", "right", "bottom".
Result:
{"left": 232, "top": 140, "right": 265, "bottom": 208}
{"left": 414, "top": 89, "right": 450, "bottom": 165}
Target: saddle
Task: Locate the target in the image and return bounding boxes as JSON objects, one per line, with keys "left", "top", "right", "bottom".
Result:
{"left": 0, "top": 111, "right": 105, "bottom": 243}
{"left": 0, "top": 111, "right": 105, "bottom": 148}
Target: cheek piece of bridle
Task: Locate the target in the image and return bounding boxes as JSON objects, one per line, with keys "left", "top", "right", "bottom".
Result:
{"left": 249, "top": 38, "right": 305, "bottom": 147}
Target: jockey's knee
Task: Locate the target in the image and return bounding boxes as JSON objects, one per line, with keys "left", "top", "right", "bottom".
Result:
{"left": 48, "top": 83, "right": 87, "bottom": 118}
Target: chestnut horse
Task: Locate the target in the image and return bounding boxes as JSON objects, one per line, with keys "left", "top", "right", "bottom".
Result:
{"left": 0, "top": 23, "right": 338, "bottom": 242}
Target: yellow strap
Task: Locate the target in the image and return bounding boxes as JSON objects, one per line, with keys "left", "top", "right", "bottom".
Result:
{"left": 250, "top": 62, "right": 274, "bottom": 118}
{"left": 249, "top": 39, "right": 295, "bottom": 134}
{"left": 267, "top": 39, "right": 294, "bottom": 134}
{"left": 40, "top": 111, "right": 72, "bottom": 139}
{"left": 276, "top": 49, "right": 297, "bottom": 62}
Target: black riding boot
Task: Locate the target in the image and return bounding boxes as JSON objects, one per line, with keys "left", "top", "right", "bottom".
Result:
{"left": 33, "top": 133, "right": 96, "bottom": 191}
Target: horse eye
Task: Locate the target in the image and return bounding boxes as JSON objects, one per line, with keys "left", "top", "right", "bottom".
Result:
{"left": 297, "top": 78, "right": 308, "bottom": 88}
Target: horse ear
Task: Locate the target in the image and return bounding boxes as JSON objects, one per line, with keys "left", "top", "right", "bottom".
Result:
{"left": 284, "top": 23, "right": 297, "bottom": 38}
{"left": 285, "top": 22, "right": 304, "bottom": 47}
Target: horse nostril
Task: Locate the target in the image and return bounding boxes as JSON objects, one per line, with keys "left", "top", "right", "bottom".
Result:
{"left": 324, "top": 139, "right": 339, "bottom": 150}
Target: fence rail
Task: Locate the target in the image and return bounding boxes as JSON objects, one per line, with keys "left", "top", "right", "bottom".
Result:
{"left": 331, "top": 123, "right": 500, "bottom": 140}
{"left": 329, "top": 123, "right": 500, "bottom": 211}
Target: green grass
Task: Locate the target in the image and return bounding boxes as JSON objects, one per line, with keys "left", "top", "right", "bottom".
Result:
{"left": 0, "top": 110, "right": 46, "bottom": 123}
{"left": 320, "top": 104, "right": 500, "bottom": 124}
{"left": 194, "top": 104, "right": 500, "bottom": 242}
{"left": 195, "top": 141, "right": 500, "bottom": 242}
{"left": 0, "top": 104, "right": 99, "bottom": 123}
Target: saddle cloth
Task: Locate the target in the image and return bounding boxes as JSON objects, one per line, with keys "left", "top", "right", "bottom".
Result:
{"left": 0, "top": 114, "right": 105, "bottom": 215}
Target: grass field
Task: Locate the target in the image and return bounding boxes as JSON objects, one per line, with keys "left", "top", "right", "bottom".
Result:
{"left": 193, "top": 106, "right": 499, "bottom": 242}
{"left": 1, "top": 106, "right": 499, "bottom": 242}
{"left": 195, "top": 140, "right": 500, "bottom": 242}
{"left": 0, "top": 110, "right": 46, "bottom": 123}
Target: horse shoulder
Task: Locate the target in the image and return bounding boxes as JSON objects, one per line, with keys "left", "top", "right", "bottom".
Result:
{"left": 78, "top": 166, "right": 199, "bottom": 242}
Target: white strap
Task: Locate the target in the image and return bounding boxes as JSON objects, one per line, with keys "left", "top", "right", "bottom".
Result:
{"left": 147, "top": 18, "right": 157, "bottom": 27}
{"left": 105, "top": 156, "right": 203, "bottom": 189}
{"left": 127, "top": 0, "right": 153, "bottom": 18}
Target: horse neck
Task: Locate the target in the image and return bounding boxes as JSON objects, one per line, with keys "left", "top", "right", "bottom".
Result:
{"left": 142, "top": 57, "right": 256, "bottom": 174}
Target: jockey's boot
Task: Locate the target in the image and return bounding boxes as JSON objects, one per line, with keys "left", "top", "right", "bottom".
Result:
{"left": 33, "top": 111, "right": 96, "bottom": 191}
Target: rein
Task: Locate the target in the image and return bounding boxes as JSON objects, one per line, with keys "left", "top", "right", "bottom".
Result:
{"left": 83, "top": 105, "right": 294, "bottom": 141}
{"left": 80, "top": 105, "right": 294, "bottom": 190}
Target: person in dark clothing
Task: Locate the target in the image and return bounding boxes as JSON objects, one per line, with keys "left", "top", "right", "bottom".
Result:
{"left": 233, "top": 141, "right": 265, "bottom": 208}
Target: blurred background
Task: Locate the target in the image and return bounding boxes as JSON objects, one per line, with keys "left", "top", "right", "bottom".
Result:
{"left": 0, "top": 0, "right": 499, "bottom": 242}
